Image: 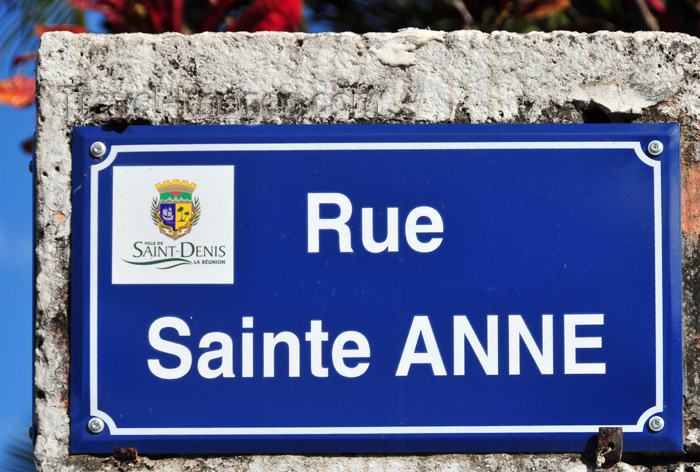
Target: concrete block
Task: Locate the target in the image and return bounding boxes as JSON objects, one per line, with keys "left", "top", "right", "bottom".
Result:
{"left": 35, "top": 29, "right": 700, "bottom": 471}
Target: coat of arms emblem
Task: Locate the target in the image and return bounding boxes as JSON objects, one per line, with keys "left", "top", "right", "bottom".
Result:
{"left": 151, "top": 180, "right": 201, "bottom": 240}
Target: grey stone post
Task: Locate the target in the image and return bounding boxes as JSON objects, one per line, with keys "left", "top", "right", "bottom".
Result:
{"left": 34, "top": 29, "right": 700, "bottom": 471}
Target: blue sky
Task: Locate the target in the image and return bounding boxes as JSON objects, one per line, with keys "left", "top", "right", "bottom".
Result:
{"left": 0, "top": 100, "right": 34, "bottom": 459}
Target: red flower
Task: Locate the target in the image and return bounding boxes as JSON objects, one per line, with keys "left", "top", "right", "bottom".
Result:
{"left": 11, "top": 53, "right": 37, "bottom": 68}
{"left": 646, "top": 0, "right": 666, "bottom": 14}
{"left": 0, "top": 75, "right": 35, "bottom": 108}
{"left": 228, "top": 0, "right": 302, "bottom": 32}
{"left": 34, "top": 24, "right": 88, "bottom": 36}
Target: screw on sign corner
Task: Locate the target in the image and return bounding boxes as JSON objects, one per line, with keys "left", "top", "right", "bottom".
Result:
{"left": 90, "top": 141, "right": 107, "bottom": 159}
{"left": 647, "top": 140, "right": 664, "bottom": 157}
{"left": 648, "top": 416, "right": 665, "bottom": 432}
{"left": 87, "top": 417, "right": 104, "bottom": 434}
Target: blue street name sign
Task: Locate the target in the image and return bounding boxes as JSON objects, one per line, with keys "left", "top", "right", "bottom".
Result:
{"left": 70, "top": 124, "right": 682, "bottom": 454}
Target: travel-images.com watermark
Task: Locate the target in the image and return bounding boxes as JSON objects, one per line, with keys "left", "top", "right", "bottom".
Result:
{"left": 51, "top": 86, "right": 392, "bottom": 120}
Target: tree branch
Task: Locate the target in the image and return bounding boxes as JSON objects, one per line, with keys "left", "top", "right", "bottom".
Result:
{"left": 633, "top": 0, "right": 660, "bottom": 31}
{"left": 452, "top": 0, "right": 474, "bottom": 28}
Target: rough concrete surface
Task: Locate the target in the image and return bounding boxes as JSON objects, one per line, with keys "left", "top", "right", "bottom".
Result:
{"left": 34, "top": 29, "right": 700, "bottom": 470}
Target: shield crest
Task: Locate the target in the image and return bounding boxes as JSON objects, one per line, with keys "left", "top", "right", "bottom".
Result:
{"left": 152, "top": 180, "right": 200, "bottom": 240}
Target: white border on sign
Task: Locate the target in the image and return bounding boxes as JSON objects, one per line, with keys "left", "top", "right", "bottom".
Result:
{"left": 88, "top": 141, "right": 663, "bottom": 436}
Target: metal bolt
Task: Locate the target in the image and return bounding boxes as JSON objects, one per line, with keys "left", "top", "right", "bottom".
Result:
{"left": 89, "top": 141, "right": 107, "bottom": 159}
{"left": 648, "top": 416, "right": 664, "bottom": 432}
{"left": 87, "top": 417, "right": 105, "bottom": 434}
{"left": 647, "top": 140, "right": 663, "bottom": 157}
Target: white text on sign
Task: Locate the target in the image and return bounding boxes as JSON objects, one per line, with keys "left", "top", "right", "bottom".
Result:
{"left": 307, "top": 193, "right": 444, "bottom": 253}
{"left": 147, "top": 314, "right": 606, "bottom": 379}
